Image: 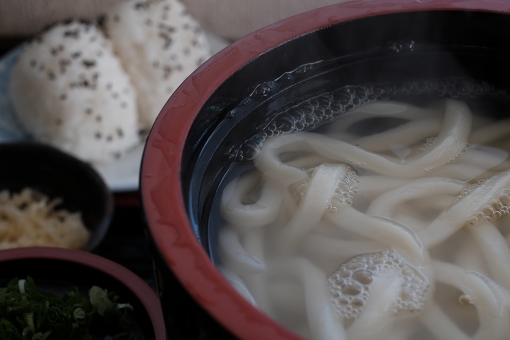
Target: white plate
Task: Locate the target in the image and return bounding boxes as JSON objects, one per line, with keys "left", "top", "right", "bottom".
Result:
{"left": 0, "top": 34, "right": 230, "bottom": 192}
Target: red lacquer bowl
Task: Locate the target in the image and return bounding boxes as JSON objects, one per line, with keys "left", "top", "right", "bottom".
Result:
{"left": 140, "top": 1, "right": 510, "bottom": 338}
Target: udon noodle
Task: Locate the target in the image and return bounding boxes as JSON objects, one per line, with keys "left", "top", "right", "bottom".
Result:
{"left": 217, "top": 98, "right": 510, "bottom": 340}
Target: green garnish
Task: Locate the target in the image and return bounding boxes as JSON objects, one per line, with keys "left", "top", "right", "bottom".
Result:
{"left": 0, "top": 277, "right": 135, "bottom": 340}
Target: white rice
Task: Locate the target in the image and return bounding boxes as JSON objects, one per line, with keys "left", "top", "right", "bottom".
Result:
{"left": 101, "top": 0, "right": 212, "bottom": 130}
{"left": 8, "top": 21, "right": 140, "bottom": 164}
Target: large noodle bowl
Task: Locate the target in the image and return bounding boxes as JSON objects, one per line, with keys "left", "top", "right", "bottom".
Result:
{"left": 216, "top": 98, "right": 510, "bottom": 340}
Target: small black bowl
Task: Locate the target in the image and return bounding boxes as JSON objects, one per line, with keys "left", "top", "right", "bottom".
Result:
{"left": 0, "top": 141, "right": 113, "bottom": 252}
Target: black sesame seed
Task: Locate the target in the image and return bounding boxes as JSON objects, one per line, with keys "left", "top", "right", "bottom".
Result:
{"left": 48, "top": 71, "right": 55, "bottom": 80}
{"left": 71, "top": 52, "right": 81, "bottom": 59}
{"left": 85, "top": 108, "right": 93, "bottom": 114}
{"left": 82, "top": 59, "right": 96, "bottom": 68}
{"left": 59, "top": 59, "right": 70, "bottom": 73}
{"left": 157, "top": 32, "right": 173, "bottom": 49}
{"left": 55, "top": 118, "right": 62, "bottom": 126}
{"left": 95, "top": 132, "right": 102, "bottom": 139}
{"left": 113, "top": 152, "right": 121, "bottom": 159}
{"left": 106, "top": 135, "right": 113, "bottom": 142}
{"left": 58, "top": 45, "right": 64, "bottom": 51}
{"left": 96, "top": 115, "right": 102, "bottom": 122}
{"left": 162, "top": 65, "right": 172, "bottom": 79}
{"left": 60, "top": 94, "right": 67, "bottom": 100}
{"left": 153, "top": 61, "right": 160, "bottom": 68}
{"left": 116, "top": 128, "right": 124, "bottom": 137}
{"left": 63, "top": 29, "right": 79, "bottom": 39}
{"left": 30, "top": 60, "right": 36, "bottom": 67}
{"left": 51, "top": 48, "right": 58, "bottom": 55}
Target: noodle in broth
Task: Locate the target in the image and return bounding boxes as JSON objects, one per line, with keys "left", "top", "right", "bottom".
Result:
{"left": 217, "top": 98, "right": 510, "bottom": 340}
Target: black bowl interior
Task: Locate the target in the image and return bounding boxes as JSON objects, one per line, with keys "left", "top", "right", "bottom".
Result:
{"left": 0, "top": 256, "right": 155, "bottom": 339}
{"left": 178, "top": 10, "right": 510, "bottom": 262}
{"left": 0, "top": 142, "right": 113, "bottom": 251}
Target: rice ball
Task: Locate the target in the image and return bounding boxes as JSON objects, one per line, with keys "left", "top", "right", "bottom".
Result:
{"left": 101, "top": 0, "right": 212, "bottom": 130}
{"left": 9, "top": 21, "right": 140, "bottom": 164}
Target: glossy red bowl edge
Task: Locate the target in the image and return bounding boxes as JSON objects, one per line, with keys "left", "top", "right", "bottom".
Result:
{"left": 140, "top": 1, "right": 510, "bottom": 339}
{"left": 0, "top": 247, "right": 166, "bottom": 339}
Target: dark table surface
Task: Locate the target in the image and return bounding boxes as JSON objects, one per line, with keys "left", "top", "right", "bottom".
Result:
{"left": 95, "top": 194, "right": 158, "bottom": 291}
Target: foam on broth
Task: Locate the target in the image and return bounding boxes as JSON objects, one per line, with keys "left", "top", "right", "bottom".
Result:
{"left": 215, "top": 96, "right": 510, "bottom": 340}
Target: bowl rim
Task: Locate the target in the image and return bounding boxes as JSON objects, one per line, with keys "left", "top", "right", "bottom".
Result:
{"left": 0, "top": 247, "right": 166, "bottom": 339}
{"left": 140, "top": 0, "right": 510, "bottom": 338}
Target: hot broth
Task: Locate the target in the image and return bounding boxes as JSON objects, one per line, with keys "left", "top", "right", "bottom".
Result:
{"left": 213, "top": 91, "right": 510, "bottom": 340}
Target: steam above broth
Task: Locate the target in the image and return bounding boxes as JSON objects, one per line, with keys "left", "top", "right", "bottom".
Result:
{"left": 217, "top": 99, "right": 510, "bottom": 340}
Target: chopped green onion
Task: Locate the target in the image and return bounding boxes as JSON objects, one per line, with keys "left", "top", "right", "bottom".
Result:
{"left": 0, "top": 277, "right": 135, "bottom": 339}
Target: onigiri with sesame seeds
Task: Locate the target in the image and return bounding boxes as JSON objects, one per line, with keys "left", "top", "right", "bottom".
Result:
{"left": 101, "top": 0, "right": 212, "bottom": 130}
{"left": 8, "top": 20, "right": 140, "bottom": 164}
